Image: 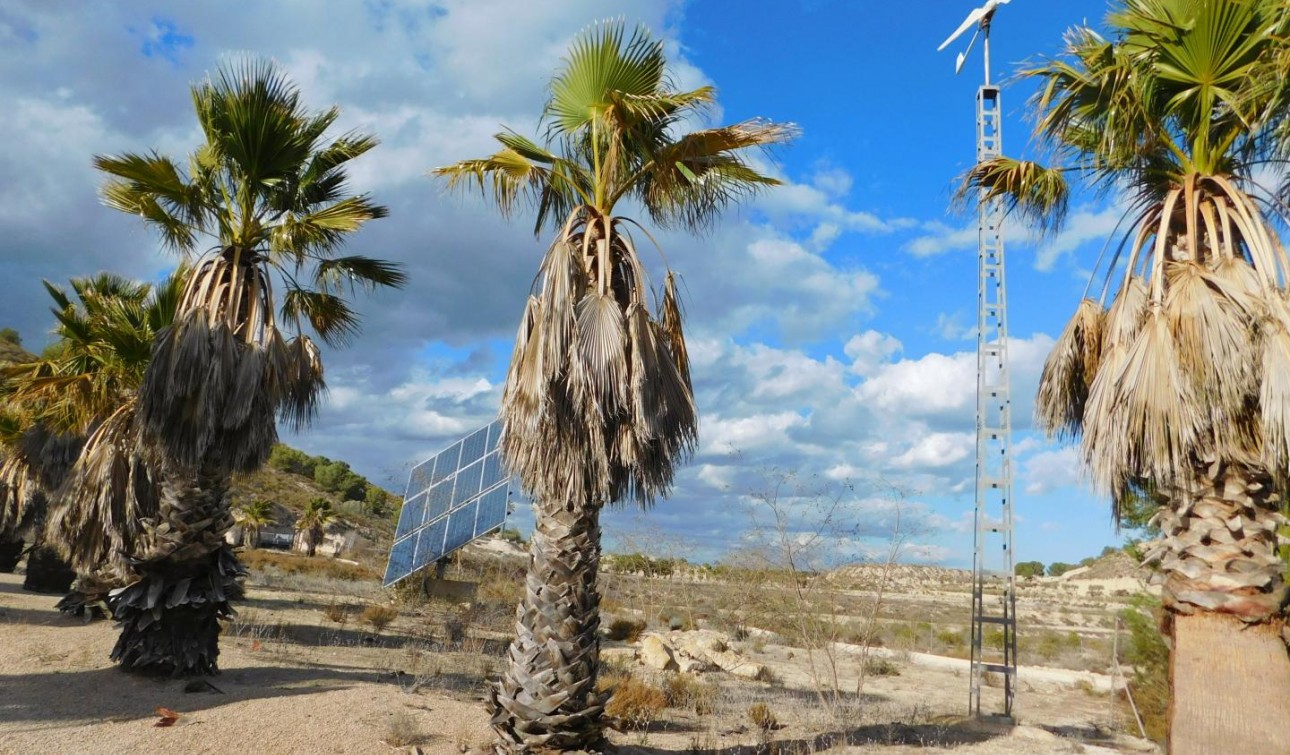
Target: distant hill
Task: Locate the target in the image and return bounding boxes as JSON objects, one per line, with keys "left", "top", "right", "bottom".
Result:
{"left": 0, "top": 330, "right": 35, "bottom": 365}
{"left": 229, "top": 448, "right": 401, "bottom": 556}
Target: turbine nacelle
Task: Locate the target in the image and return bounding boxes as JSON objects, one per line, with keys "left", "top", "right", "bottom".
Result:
{"left": 937, "top": 0, "right": 1011, "bottom": 76}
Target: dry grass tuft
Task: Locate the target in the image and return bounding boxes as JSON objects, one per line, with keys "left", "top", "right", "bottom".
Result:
{"left": 662, "top": 673, "right": 718, "bottom": 715}
{"left": 606, "top": 617, "right": 647, "bottom": 642}
{"left": 747, "top": 701, "right": 778, "bottom": 731}
{"left": 382, "top": 711, "right": 428, "bottom": 747}
{"left": 361, "top": 604, "right": 398, "bottom": 633}
{"left": 605, "top": 674, "right": 668, "bottom": 730}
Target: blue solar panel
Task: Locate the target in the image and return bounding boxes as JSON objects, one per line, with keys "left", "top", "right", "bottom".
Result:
{"left": 382, "top": 419, "right": 514, "bottom": 587}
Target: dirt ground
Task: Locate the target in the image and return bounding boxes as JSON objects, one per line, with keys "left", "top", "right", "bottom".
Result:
{"left": 0, "top": 567, "right": 1161, "bottom": 755}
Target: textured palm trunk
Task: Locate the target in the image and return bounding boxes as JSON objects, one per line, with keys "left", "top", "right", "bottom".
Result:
{"left": 1148, "top": 460, "right": 1290, "bottom": 753}
{"left": 22, "top": 542, "right": 76, "bottom": 594}
{"left": 108, "top": 463, "right": 244, "bottom": 676}
{"left": 0, "top": 536, "right": 24, "bottom": 572}
{"left": 489, "top": 499, "right": 608, "bottom": 753}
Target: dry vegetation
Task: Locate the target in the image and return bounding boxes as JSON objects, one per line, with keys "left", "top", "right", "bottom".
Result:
{"left": 0, "top": 539, "right": 1163, "bottom": 754}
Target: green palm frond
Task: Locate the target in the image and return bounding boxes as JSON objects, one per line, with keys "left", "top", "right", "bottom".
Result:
{"left": 958, "top": 157, "right": 1071, "bottom": 236}
{"left": 545, "top": 22, "right": 667, "bottom": 135}
{"left": 280, "top": 288, "right": 360, "bottom": 347}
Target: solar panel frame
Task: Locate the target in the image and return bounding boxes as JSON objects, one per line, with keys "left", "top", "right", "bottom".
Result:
{"left": 382, "top": 419, "right": 513, "bottom": 587}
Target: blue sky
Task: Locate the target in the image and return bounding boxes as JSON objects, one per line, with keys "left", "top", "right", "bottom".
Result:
{"left": 0, "top": 0, "right": 1132, "bottom": 568}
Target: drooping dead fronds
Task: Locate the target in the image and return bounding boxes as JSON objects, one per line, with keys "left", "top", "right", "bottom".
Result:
{"left": 499, "top": 207, "right": 696, "bottom": 510}
{"left": 1036, "top": 298, "right": 1104, "bottom": 439}
{"left": 1084, "top": 312, "right": 1208, "bottom": 496}
{"left": 45, "top": 400, "right": 160, "bottom": 575}
{"left": 1164, "top": 261, "right": 1260, "bottom": 461}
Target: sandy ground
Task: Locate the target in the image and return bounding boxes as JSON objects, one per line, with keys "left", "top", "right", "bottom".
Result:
{"left": 0, "top": 571, "right": 1158, "bottom": 755}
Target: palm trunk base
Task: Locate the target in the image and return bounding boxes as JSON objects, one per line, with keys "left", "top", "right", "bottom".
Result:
{"left": 0, "top": 538, "right": 24, "bottom": 572}
{"left": 22, "top": 545, "right": 76, "bottom": 594}
{"left": 489, "top": 503, "right": 608, "bottom": 753}
{"left": 1169, "top": 612, "right": 1290, "bottom": 754}
{"left": 109, "top": 545, "right": 245, "bottom": 676}
{"left": 57, "top": 573, "right": 122, "bottom": 621}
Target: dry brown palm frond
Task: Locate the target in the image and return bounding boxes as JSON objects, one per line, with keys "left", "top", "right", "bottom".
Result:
{"left": 0, "top": 454, "right": 41, "bottom": 533}
{"left": 1258, "top": 299, "right": 1290, "bottom": 480}
{"left": 571, "top": 292, "right": 628, "bottom": 416}
{"left": 538, "top": 233, "right": 584, "bottom": 377}
{"left": 45, "top": 400, "right": 161, "bottom": 575}
{"left": 1084, "top": 312, "right": 1207, "bottom": 492}
{"left": 1104, "top": 276, "right": 1149, "bottom": 355}
{"left": 660, "top": 272, "right": 692, "bottom": 393}
{"left": 1037, "top": 298, "right": 1104, "bottom": 439}
{"left": 498, "top": 207, "right": 697, "bottom": 510}
{"left": 279, "top": 335, "right": 326, "bottom": 432}
{"left": 1164, "top": 261, "right": 1259, "bottom": 445}
{"left": 138, "top": 248, "right": 284, "bottom": 472}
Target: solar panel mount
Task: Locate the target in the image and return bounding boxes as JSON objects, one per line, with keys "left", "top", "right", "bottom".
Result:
{"left": 383, "top": 420, "right": 511, "bottom": 587}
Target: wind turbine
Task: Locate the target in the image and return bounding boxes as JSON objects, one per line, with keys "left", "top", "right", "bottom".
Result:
{"left": 937, "top": 0, "right": 1011, "bottom": 83}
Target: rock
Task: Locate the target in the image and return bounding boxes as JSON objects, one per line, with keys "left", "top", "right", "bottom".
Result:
{"left": 729, "top": 662, "right": 768, "bottom": 680}
{"left": 677, "top": 657, "right": 713, "bottom": 674}
{"left": 639, "top": 635, "right": 678, "bottom": 671}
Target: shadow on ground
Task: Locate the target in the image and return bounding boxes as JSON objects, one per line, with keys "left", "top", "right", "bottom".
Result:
{"left": 619, "top": 717, "right": 1006, "bottom": 754}
{"left": 0, "top": 662, "right": 467, "bottom": 730}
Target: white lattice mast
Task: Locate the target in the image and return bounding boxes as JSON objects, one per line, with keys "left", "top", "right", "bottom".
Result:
{"left": 938, "top": 0, "right": 1018, "bottom": 721}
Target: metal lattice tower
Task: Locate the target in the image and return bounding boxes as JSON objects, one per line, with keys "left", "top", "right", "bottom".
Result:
{"left": 968, "top": 80, "right": 1018, "bottom": 720}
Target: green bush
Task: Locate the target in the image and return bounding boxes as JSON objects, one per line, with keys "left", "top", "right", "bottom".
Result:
{"left": 1118, "top": 595, "right": 1168, "bottom": 744}
{"left": 1016, "top": 561, "right": 1045, "bottom": 579}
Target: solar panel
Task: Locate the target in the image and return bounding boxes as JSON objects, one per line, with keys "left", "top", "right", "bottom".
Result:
{"left": 383, "top": 419, "right": 512, "bottom": 587}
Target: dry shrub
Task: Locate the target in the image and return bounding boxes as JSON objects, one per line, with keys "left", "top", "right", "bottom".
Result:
{"left": 606, "top": 618, "right": 647, "bottom": 642}
{"left": 747, "top": 702, "right": 778, "bottom": 731}
{"left": 476, "top": 565, "right": 523, "bottom": 607}
{"left": 752, "top": 666, "right": 780, "bottom": 685}
{"left": 362, "top": 604, "right": 398, "bottom": 633}
{"left": 863, "top": 656, "right": 902, "bottom": 677}
{"left": 323, "top": 601, "right": 350, "bottom": 624}
{"left": 605, "top": 675, "right": 667, "bottom": 730}
{"left": 242, "top": 549, "right": 379, "bottom": 581}
{"left": 662, "top": 673, "right": 718, "bottom": 715}
{"left": 382, "top": 711, "right": 427, "bottom": 747}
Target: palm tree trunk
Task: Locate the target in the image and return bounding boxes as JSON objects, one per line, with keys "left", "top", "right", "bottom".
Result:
{"left": 0, "top": 535, "right": 24, "bottom": 572}
{"left": 108, "top": 462, "right": 244, "bottom": 676}
{"left": 22, "top": 542, "right": 76, "bottom": 594}
{"left": 1151, "top": 460, "right": 1290, "bottom": 753}
{"left": 489, "top": 499, "right": 609, "bottom": 753}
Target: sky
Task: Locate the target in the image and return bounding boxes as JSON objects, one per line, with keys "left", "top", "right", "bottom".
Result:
{"left": 0, "top": 0, "right": 1134, "bottom": 569}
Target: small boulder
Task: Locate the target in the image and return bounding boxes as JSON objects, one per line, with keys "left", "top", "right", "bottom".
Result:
{"left": 639, "top": 635, "right": 679, "bottom": 671}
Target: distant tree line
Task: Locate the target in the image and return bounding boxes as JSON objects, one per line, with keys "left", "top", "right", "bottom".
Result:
{"left": 267, "top": 444, "right": 393, "bottom": 516}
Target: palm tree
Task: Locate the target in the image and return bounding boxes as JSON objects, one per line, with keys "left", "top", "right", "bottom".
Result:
{"left": 435, "top": 21, "right": 794, "bottom": 751}
{"left": 234, "top": 499, "right": 276, "bottom": 549}
{"left": 90, "top": 59, "right": 404, "bottom": 676}
{"left": 295, "top": 497, "right": 336, "bottom": 557}
{"left": 0, "top": 272, "right": 176, "bottom": 595}
{"left": 5, "top": 273, "right": 180, "bottom": 579}
{"left": 962, "top": 1, "right": 1290, "bottom": 749}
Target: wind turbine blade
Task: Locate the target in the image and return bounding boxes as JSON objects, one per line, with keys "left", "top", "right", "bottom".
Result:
{"left": 955, "top": 27, "right": 982, "bottom": 73}
{"left": 937, "top": 8, "right": 984, "bottom": 52}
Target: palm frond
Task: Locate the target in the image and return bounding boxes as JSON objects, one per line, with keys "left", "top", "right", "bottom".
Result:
{"left": 957, "top": 157, "right": 1070, "bottom": 236}
{"left": 1036, "top": 298, "right": 1104, "bottom": 439}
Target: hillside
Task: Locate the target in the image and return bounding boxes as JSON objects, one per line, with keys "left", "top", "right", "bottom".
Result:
{"left": 0, "top": 331, "right": 35, "bottom": 365}
{"left": 229, "top": 453, "right": 401, "bottom": 559}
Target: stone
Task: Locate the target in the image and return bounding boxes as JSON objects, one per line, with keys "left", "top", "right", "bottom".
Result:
{"left": 639, "top": 635, "right": 678, "bottom": 671}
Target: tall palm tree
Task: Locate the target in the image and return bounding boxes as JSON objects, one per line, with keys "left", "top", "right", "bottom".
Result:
{"left": 295, "top": 497, "right": 335, "bottom": 557}
{"left": 91, "top": 59, "right": 404, "bottom": 676}
{"left": 435, "top": 21, "right": 794, "bottom": 751}
{"left": 234, "top": 499, "right": 276, "bottom": 549}
{"left": 962, "top": 1, "right": 1290, "bottom": 749}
